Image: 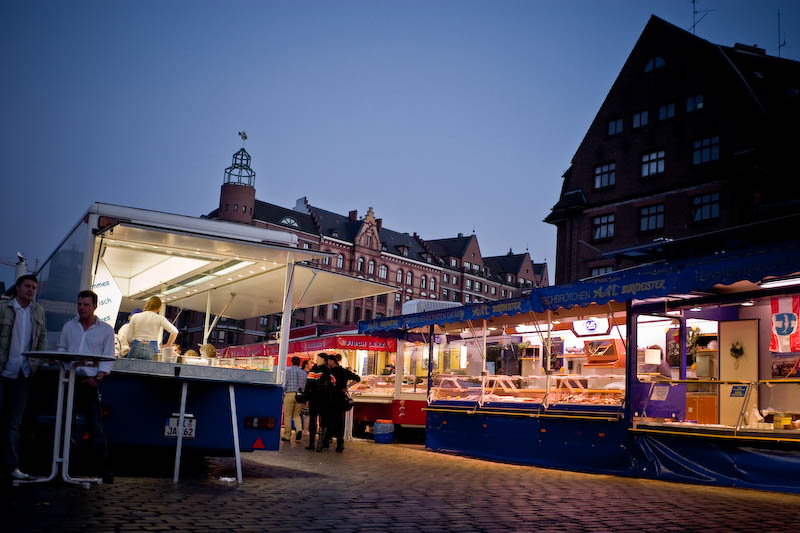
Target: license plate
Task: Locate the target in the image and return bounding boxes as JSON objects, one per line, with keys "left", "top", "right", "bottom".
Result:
{"left": 164, "top": 415, "right": 196, "bottom": 439}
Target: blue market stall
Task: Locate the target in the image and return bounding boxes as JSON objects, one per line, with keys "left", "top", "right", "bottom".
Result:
{"left": 360, "top": 241, "right": 800, "bottom": 493}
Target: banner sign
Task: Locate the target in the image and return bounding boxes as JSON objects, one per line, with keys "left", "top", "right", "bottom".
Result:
{"left": 220, "top": 335, "right": 397, "bottom": 359}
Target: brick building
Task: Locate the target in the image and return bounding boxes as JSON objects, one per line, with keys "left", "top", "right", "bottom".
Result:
{"left": 173, "top": 146, "right": 548, "bottom": 350}
{"left": 545, "top": 16, "right": 800, "bottom": 284}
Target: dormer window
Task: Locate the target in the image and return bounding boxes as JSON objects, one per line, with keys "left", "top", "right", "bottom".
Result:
{"left": 280, "top": 216, "right": 299, "bottom": 228}
{"left": 644, "top": 56, "right": 666, "bottom": 72}
{"left": 397, "top": 245, "right": 409, "bottom": 257}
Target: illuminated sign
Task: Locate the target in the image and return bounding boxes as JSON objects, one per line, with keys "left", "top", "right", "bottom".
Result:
{"left": 572, "top": 317, "right": 610, "bottom": 337}
{"left": 92, "top": 261, "right": 121, "bottom": 327}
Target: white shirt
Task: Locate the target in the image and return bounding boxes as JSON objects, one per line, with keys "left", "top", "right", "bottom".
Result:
{"left": 57, "top": 316, "right": 115, "bottom": 376}
{"left": 125, "top": 310, "right": 178, "bottom": 345}
{"left": 2, "top": 298, "right": 33, "bottom": 379}
{"left": 116, "top": 323, "right": 131, "bottom": 356}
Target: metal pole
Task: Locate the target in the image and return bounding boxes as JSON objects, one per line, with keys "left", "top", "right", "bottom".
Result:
{"left": 173, "top": 381, "right": 188, "bottom": 484}
{"left": 395, "top": 339, "right": 404, "bottom": 398}
{"left": 427, "top": 325, "right": 435, "bottom": 396}
{"left": 62, "top": 366, "right": 96, "bottom": 488}
{"left": 276, "top": 254, "right": 295, "bottom": 384}
{"left": 207, "top": 293, "right": 237, "bottom": 333}
{"left": 229, "top": 385, "right": 243, "bottom": 483}
{"left": 203, "top": 290, "right": 212, "bottom": 345}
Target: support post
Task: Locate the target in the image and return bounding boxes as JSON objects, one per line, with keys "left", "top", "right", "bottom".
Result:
{"left": 203, "top": 290, "right": 212, "bottom": 345}
{"left": 229, "top": 385, "right": 243, "bottom": 483}
{"left": 173, "top": 381, "right": 188, "bottom": 484}
{"left": 276, "top": 255, "right": 295, "bottom": 384}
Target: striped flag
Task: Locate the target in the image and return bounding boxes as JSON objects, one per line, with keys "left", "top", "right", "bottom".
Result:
{"left": 770, "top": 296, "right": 800, "bottom": 353}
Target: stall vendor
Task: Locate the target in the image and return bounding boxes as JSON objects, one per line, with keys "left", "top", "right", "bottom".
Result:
{"left": 125, "top": 297, "right": 177, "bottom": 360}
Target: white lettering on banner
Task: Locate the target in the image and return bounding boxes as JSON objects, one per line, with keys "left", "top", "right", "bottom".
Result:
{"left": 92, "top": 261, "right": 122, "bottom": 326}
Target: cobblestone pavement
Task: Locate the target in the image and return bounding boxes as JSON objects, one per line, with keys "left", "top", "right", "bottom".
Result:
{"left": 7, "top": 436, "right": 800, "bottom": 532}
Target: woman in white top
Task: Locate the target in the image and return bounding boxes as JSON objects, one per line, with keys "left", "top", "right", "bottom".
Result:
{"left": 125, "top": 297, "right": 178, "bottom": 360}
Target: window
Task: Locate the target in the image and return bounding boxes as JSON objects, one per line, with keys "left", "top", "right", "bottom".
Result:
{"left": 686, "top": 94, "right": 704, "bottom": 112}
{"left": 354, "top": 307, "right": 361, "bottom": 322}
{"left": 402, "top": 248, "right": 408, "bottom": 257}
{"left": 421, "top": 275, "right": 427, "bottom": 289}
{"left": 376, "top": 313, "right": 384, "bottom": 319}
{"left": 451, "top": 258, "right": 458, "bottom": 267}
{"left": 491, "top": 286, "right": 496, "bottom": 295}
{"left": 506, "top": 274, "right": 513, "bottom": 283}
{"left": 465, "top": 294, "right": 471, "bottom": 303}
{"left": 429, "top": 278, "right": 435, "bottom": 291}
{"left": 378, "top": 265, "right": 388, "bottom": 279}
{"left": 608, "top": 118, "right": 623, "bottom": 135}
{"left": 259, "top": 316, "right": 269, "bottom": 327}
{"left": 337, "top": 254, "right": 344, "bottom": 269}
{"left": 377, "top": 294, "right": 386, "bottom": 305}
{"left": 591, "top": 266, "right": 614, "bottom": 276}
{"left": 692, "top": 193, "right": 720, "bottom": 222}
{"left": 592, "top": 214, "right": 615, "bottom": 240}
{"left": 658, "top": 103, "right": 675, "bottom": 120}
{"left": 594, "top": 163, "right": 616, "bottom": 189}
{"left": 406, "top": 272, "right": 413, "bottom": 285}
{"left": 365, "top": 309, "right": 372, "bottom": 320}
{"left": 279, "top": 216, "right": 299, "bottom": 228}
{"left": 644, "top": 56, "right": 666, "bottom": 72}
{"left": 234, "top": 204, "right": 238, "bottom": 212}
{"left": 442, "top": 288, "right": 449, "bottom": 299}
{"left": 395, "top": 293, "right": 401, "bottom": 303}
{"left": 501, "top": 289, "right": 507, "bottom": 298}
{"left": 368, "top": 260, "right": 375, "bottom": 275}
{"left": 475, "top": 281, "right": 481, "bottom": 292}
{"left": 452, "top": 291, "right": 461, "bottom": 302}
{"left": 317, "top": 305, "right": 326, "bottom": 318}
{"left": 443, "top": 273, "right": 449, "bottom": 283}
{"left": 466, "top": 279, "right": 472, "bottom": 290}
{"left": 452, "top": 275, "right": 458, "bottom": 284}
{"left": 464, "top": 261, "right": 471, "bottom": 270}
{"left": 396, "top": 269, "right": 403, "bottom": 283}
{"left": 332, "top": 304, "right": 340, "bottom": 320}
{"left": 640, "top": 204, "right": 665, "bottom": 232}
{"left": 633, "top": 111, "right": 648, "bottom": 128}
{"left": 641, "top": 150, "right": 665, "bottom": 177}
{"left": 693, "top": 136, "right": 719, "bottom": 164}
{"left": 322, "top": 255, "right": 330, "bottom": 265}
{"left": 302, "top": 242, "right": 310, "bottom": 249}
{"left": 357, "top": 257, "right": 364, "bottom": 272}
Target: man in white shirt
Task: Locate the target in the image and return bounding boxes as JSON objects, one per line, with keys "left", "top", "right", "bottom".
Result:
{"left": 0, "top": 275, "right": 47, "bottom": 481}
{"left": 57, "top": 289, "right": 115, "bottom": 483}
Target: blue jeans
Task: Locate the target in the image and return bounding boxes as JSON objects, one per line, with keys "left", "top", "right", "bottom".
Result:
{"left": 0, "top": 373, "right": 29, "bottom": 472}
{"left": 128, "top": 340, "right": 158, "bottom": 360}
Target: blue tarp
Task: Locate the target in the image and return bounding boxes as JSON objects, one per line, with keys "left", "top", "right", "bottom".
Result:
{"left": 359, "top": 296, "right": 531, "bottom": 334}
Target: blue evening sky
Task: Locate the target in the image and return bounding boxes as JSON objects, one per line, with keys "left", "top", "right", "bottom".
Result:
{"left": 1, "top": 0, "right": 798, "bottom": 287}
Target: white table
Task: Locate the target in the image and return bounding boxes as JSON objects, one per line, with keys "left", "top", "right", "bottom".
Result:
{"left": 15, "top": 351, "right": 116, "bottom": 489}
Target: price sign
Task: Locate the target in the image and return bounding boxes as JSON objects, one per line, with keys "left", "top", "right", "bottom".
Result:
{"left": 730, "top": 385, "right": 747, "bottom": 398}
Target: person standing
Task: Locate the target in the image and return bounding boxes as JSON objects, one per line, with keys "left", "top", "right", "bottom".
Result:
{"left": 299, "top": 359, "right": 311, "bottom": 434}
{"left": 114, "top": 308, "right": 140, "bottom": 357}
{"left": 281, "top": 356, "right": 307, "bottom": 442}
{"left": 322, "top": 353, "right": 360, "bottom": 453}
{"left": 57, "top": 290, "right": 115, "bottom": 483}
{"left": 0, "top": 274, "right": 47, "bottom": 481}
{"left": 125, "top": 297, "right": 177, "bottom": 360}
{"left": 306, "top": 353, "right": 331, "bottom": 451}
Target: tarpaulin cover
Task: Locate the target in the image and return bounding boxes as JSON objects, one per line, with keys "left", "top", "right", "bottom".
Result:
{"left": 220, "top": 335, "right": 397, "bottom": 358}
{"left": 359, "top": 296, "right": 531, "bottom": 334}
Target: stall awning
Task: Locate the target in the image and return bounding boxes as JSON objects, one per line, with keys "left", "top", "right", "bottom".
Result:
{"left": 221, "top": 335, "right": 397, "bottom": 358}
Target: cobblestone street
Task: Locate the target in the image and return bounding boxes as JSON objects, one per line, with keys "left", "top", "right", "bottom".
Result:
{"left": 8, "top": 437, "right": 800, "bottom": 532}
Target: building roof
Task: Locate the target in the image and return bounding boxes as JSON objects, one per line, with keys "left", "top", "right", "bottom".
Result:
{"left": 253, "top": 200, "right": 318, "bottom": 234}
{"left": 307, "top": 206, "right": 361, "bottom": 241}
{"left": 424, "top": 235, "right": 473, "bottom": 259}
{"left": 483, "top": 252, "right": 526, "bottom": 276}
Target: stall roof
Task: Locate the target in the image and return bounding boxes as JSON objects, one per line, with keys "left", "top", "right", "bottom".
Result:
{"left": 89, "top": 203, "right": 395, "bottom": 319}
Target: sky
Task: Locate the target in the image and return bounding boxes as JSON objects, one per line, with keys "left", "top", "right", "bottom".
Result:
{"left": 1, "top": 0, "right": 798, "bottom": 288}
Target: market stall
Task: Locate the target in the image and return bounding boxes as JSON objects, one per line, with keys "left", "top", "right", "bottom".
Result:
{"left": 32, "top": 203, "right": 395, "bottom": 471}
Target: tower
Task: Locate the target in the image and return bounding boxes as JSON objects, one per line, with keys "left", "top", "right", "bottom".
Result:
{"left": 218, "top": 137, "right": 256, "bottom": 225}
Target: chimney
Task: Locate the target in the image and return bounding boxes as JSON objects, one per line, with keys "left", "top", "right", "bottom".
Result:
{"left": 349, "top": 210, "right": 358, "bottom": 221}
{"left": 412, "top": 232, "right": 417, "bottom": 237}
{"left": 457, "top": 233, "right": 463, "bottom": 238}
{"left": 376, "top": 218, "right": 382, "bottom": 231}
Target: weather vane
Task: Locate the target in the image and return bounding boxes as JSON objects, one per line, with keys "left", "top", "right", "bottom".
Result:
{"left": 238, "top": 130, "right": 247, "bottom": 144}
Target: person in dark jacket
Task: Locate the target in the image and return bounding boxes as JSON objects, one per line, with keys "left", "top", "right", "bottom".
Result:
{"left": 305, "top": 353, "right": 331, "bottom": 450}
{"left": 320, "top": 353, "right": 360, "bottom": 453}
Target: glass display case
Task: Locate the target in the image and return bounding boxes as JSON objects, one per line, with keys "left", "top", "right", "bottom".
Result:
{"left": 546, "top": 374, "right": 625, "bottom": 407}
{"left": 429, "top": 374, "right": 482, "bottom": 403}
{"left": 482, "top": 375, "right": 547, "bottom": 405}
{"left": 349, "top": 374, "right": 426, "bottom": 402}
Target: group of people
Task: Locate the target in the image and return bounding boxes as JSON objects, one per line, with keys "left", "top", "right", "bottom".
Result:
{"left": 282, "top": 352, "right": 360, "bottom": 453}
{"left": 0, "top": 275, "right": 114, "bottom": 482}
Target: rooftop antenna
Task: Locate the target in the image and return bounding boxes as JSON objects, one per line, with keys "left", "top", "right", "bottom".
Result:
{"left": 689, "top": 0, "right": 715, "bottom": 36}
{"left": 778, "top": 10, "right": 787, "bottom": 58}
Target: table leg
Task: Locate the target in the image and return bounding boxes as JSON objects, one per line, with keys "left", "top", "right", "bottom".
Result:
{"left": 62, "top": 367, "right": 100, "bottom": 488}
{"left": 173, "top": 381, "right": 188, "bottom": 484}
{"left": 13, "top": 364, "right": 67, "bottom": 487}
{"left": 229, "top": 385, "right": 242, "bottom": 484}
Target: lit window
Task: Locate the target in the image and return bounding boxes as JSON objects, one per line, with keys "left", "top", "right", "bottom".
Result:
{"left": 640, "top": 204, "right": 664, "bottom": 232}
{"left": 592, "top": 214, "right": 615, "bottom": 240}
{"left": 279, "top": 216, "right": 299, "bottom": 228}
{"left": 641, "top": 150, "right": 665, "bottom": 177}
{"left": 421, "top": 275, "right": 427, "bottom": 289}
{"left": 644, "top": 56, "right": 666, "bottom": 72}
{"left": 693, "top": 136, "right": 719, "bottom": 165}
{"left": 658, "top": 103, "right": 675, "bottom": 120}
{"left": 337, "top": 254, "right": 344, "bottom": 268}
{"left": 633, "top": 111, "right": 648, "bottom": 128}
{"left": 686, "top": 94, "right": 704, "bottom": 112}
{"left": 396, "top": 269, "right": 403, "bottom": 283}
{"left": 591, "top": 266, "right": 614, "bottom": 276}
{"left": 378, "top": 265, "right": 388, "bottom": 279}
{"left": 692, "top": 193, "right": 720, "bottom": 222}
{"left": 607, "top": 118, "right": 623, "bottom": 135}
{"left": 594, "top": 163, "right": 615, "bottom": 189}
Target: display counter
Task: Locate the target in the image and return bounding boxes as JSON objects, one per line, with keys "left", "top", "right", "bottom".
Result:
{"left": 350, "top": 374, "right": 428, "bottom": 429}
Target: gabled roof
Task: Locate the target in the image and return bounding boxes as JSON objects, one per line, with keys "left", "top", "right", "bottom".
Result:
{"left": 308, "top": 206, "right": 361, "bottom": 241}
{"left": 425, "top": 235, "right": 473, "bottom": 258}
{"left": 377, "top": 228, "right": 430, "bottom": 263}
{"left": 483, "top": 253, "right": 526, "bottom": 276}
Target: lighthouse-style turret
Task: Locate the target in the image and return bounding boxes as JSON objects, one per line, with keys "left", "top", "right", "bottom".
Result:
{"left": 218, "top": 136, "right": 256, "bottom": 224}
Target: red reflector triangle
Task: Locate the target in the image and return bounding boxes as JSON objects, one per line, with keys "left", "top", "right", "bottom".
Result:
{"left": 82, "top": 433, "right": 90, "bottom": 440}
{"left": 252, "top": 437, "right": 265, "bottom": 449}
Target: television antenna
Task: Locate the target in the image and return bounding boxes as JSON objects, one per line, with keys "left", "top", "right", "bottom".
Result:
{"left": 778, "top": 10, "right": 787, "bottom": 58}
{"left": 689, "top": 0, "right": 715, "bottom": 35}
